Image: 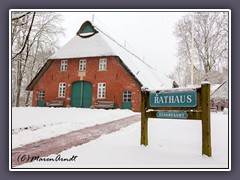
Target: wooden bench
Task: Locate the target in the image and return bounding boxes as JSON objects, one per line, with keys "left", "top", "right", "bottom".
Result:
{"left": 95, "top": 101, "right": 115, "bottom": 109}
{"left": 46, "top": 100, "right": 64, "bottom": 107}
{"left": 210, "top": 107, "right": 217, "bottom": 113}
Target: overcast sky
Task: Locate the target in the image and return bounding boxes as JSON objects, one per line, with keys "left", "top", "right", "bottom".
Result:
{"left": 58, "top": 11, "right": 187, "bottom": 76}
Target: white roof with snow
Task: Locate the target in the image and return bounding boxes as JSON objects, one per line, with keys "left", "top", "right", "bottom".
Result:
{"left": 211, "top": 80, "right": 228, "bottom": 101}
{"left": 50, "top": 22, "right": 173, "bottom": 89}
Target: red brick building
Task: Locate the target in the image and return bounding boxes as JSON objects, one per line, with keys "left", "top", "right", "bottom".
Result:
{"left": 26, "top": 21, "right": 174, "bottom": 112}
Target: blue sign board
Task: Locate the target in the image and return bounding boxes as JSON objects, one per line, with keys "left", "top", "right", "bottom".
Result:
{"left": 150, "top": 91, "right": 197, "bottom": 107}
{"left": 156, "top": 111, "right": 188, "bottom": 119}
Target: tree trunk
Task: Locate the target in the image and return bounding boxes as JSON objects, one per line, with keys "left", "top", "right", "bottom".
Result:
{"left": 12, "top": 12, "right": 35, "bottom": 60}
{"left": 25, "top": 91, "right": 31, "bottom": 106}
{"left": 15, "top": 74, "right": 22, "bottom": 107}
{"left": 204, "top": 67, "right": 210, "bottom": 81}
{"left": 15, "top": 43, "right": 30, "bottom": 107}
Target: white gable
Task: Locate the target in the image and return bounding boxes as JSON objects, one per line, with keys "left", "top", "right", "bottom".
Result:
{"left": 50, "top": 26, "right": 174, "bottom": 90}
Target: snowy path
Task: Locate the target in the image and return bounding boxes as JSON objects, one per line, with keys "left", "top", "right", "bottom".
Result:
{"left": 12, "top": 114, "right": 140, "bottom": 167}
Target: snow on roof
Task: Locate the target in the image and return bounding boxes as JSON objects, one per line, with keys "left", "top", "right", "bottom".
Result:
{"left": 211, "top": 80, "right": 228, "bottom": 101}
{"left": 211, "top": 84, "right": 221, "bottom": 94}
{"left": 50, "top": 21, "right": 174, "bottom": 89}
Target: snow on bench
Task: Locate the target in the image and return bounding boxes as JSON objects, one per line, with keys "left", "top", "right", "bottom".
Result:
{"left": 46, "top": 100, "right": 64, "bottom": 107}
{"left": 95, "top": 101, "right": 115, "bottom": 109}
{"left": 210, "top": 107, "right": 217, "bottom": 113}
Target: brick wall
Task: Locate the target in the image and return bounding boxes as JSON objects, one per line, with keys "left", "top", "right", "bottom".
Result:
{"left": 32, "top": 56, "right": 142, "bottom": 111}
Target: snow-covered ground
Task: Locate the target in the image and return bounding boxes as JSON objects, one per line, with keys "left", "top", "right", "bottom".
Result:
{"left": 11, "top": 107, "right": 137, "bottom": 148}
{"left": 11, "top": 107, "right": 229, "bottom": 169}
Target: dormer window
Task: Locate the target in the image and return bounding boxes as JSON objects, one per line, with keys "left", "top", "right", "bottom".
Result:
{"left": 77, "top": 21, "right": 98, "bottom": 38}
{"left": 60, "top": 60, "right": 68, "bottom": 71}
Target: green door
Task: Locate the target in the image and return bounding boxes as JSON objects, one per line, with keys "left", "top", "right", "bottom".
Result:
{"left": 122, "top": 90, "right": 132, "bottom": 110}
{"left": 122, "top": 102, "right": 132, "bottom": 109}
{"left": 37, "top": 100, "right": 45, "bottom": 107}
{"left": 82, "top": 81, "right": 92, "bottom": 108}
{"left": 37, "top": 90, "right": 45, "bottom": 107}
{"left": 71, "top": 81, "right": 92, "bottom": 108}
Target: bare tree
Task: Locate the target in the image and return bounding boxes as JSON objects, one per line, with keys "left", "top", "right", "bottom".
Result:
{"left": 173, "top": 12, "right": 228, "bottom": 85}
{"left": 11, "top": 11, "right": 65, "bottom": 107}
{"left": 168, "top": 59, "right": 191, "bottom": 87}
{"left": 12, "top": 12, "right": 36, "bottom": 60}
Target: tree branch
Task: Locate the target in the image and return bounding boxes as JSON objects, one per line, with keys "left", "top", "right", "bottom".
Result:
{"left": 12, "top": 12, "right": 36, "bottom": 60}
{"left": 12, "top": 12, "right": 31, "bottom": 21}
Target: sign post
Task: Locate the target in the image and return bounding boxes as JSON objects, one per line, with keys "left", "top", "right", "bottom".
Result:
{"left": 201, "top": 83, "right": 211, "bottom": 156}
{"left": 140, "top": 83, "right": 212, "bottom": 157}
{"left": 141, "top": 90, "right": 148, "bottom": 146}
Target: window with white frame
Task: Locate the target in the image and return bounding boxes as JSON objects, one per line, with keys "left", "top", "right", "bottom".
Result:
{"left": 97, "top": 83, "right": 106, "bottom": 99}
{"left": 99, "top": 58, "right": 107, "bottom": 71}
{"left": 38, "top": 89, "right": 45, "bottom": 100}
{"left": 60, "top": 60, "right": 68, "bottom": 71}
{"left": 122, "top": 91, "right": 132, "bottom": 102}
{"left": 58, "top": 83, "right": 66, "bottom": 97}
{"left": 79, "top": 59, "right": 86, "bottom": 71}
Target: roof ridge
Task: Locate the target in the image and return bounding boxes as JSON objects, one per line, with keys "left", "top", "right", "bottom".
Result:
{"left": 210, "top": 80, "right": 228, "bottom": 96}
{"left": 94, "top": 25, "right": 154, "bottom": 70}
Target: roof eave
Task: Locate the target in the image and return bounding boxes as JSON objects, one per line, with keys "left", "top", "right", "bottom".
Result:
{"left": 114, "top": 56, "right": 143, "bottom": 88}
{"left": 26, "top": 60, "right": 53, "bottom": 91}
